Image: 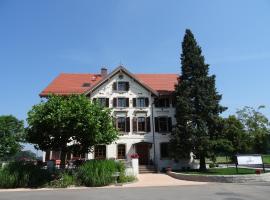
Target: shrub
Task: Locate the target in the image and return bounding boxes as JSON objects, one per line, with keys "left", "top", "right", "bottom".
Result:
{"left": 0, "top": 161, "right": 50, "bottom": 188}
{"left": 49, "top": 171, "right": 76, "bottom": 188}
{"left": 77, "top": 160, "right": 120, "bottom": 187}
{"left": 209, "top": 163, "right": 215, "bottom": 168}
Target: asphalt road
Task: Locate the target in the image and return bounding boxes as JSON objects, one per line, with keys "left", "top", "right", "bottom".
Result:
{"left": 0, "top": 183, "right": 269, "bottom": 200}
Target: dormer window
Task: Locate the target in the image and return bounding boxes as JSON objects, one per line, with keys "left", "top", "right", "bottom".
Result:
{"left": 112, "top": 81, "right": 129, "bottom": 92}
{"left": 82, "top": 82, "right": 91, "bottom": 87}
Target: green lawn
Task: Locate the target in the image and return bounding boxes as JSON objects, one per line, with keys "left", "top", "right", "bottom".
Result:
{"left": 206, "top": 155, "right": 270, "bottom": 164}
{"left": 180, "top": 167, "right": 261, "bottom": 175}
{"left": 206, "top": 156, "right": 232, "bottom": 164}
{"left": 262, "top": 155, "right": 270, "bottom": 164}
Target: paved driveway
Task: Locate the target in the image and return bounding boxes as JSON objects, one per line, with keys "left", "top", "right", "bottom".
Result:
{"left": 107, "top": 173, "right": 207, "bottom": 188}
{"left": 0, "top": 183, "right": 270, "bottom": 200}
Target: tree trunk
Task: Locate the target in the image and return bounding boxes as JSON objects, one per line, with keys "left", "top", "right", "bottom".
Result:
{"left": 60, "top": 148, "right": 67, "bottom": 169}
{"left": 199, "top": 155, "right": 206, "bottom": 171}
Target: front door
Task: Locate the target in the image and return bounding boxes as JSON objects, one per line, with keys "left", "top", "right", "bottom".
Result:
{"left": 136, "top": 143, "right": 150, "bottom": 165}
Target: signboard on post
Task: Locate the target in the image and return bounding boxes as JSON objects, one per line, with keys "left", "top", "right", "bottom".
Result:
{"left": 236, "top": 155, "right": 263, "bottom": 165}
{"left": 236, "top": 154, "right": 265, "bottom": 173}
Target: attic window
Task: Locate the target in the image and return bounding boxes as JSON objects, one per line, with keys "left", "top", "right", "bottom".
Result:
{"left": 82, "top": 83, "right": 91, "bottom": 87}
{"left": 119, "top": 74, "right": 124, "bottom": 79}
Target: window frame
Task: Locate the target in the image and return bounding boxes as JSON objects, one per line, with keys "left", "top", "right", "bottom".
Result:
{"left": 94, "top": 145, "right": 106, "bottom": 160}
{"left": 116, "top": 117, "right": 126, "bottom": 132}
{"left": 155, "top": 98, "right": 170, "bottom": 108}
{"left": 117, "top": 144, "right": 126, "bottom": 159}
{"left": 137, "top": 117, "right": 146, "bottom": 132}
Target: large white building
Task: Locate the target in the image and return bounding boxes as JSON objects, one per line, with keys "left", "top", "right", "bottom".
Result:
{"left": 41, "top": 66, "right": 193, "bottom": 171}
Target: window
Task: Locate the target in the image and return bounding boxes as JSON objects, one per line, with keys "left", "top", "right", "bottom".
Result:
{"left": 117, "top": 144, "right": 126, "bottom": 159}
{"left": 133, "top": 117, "right": 151, "bottom": 133}
{"left": 112, "top": 81, "right": 129, "bottom": 91}
{"left": 94, "top": 145, "right": 106, "bottom": 159}
{"left": 133, "top": 97, "right": 149, "bottom": 108}
{"left": 155, "top": 117, "right": 172, "bottom": 133}
{"left": 155, "top": 98, "right": 170, "bottom": 108}
{"left": 115, "top": 117, "right": 130, "bottom": 133}
{"left": 160, "top": 143, "right": 169, "bottom": 159}
{"left": 93, "top": 98, "right": 109, "bottom": 107}
{"left": 138, "top": 117, "right": 146, "bottom": 132}
{"left": 113, "top": 98, "right": 129, "bottom": 108}
{"left": 159, "top": 117, "right": 168, "bottom": 132}
{"left": 118, "top": 98, "right": 126, "bottom": 107}
{"left": 117, "top": 117, "right": 125, "bottom": 132}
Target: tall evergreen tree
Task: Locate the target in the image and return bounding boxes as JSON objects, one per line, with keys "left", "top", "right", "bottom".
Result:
{"left": 170, "top": 29, "right": 226, "bottom": 170}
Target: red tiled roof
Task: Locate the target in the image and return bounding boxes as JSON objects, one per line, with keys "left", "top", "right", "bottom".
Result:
{"left": 40, "top": 73, "right": 103, "bottom": 96}
{"left": 135, "top": 74, "right": 178, "bottom": 93}
{"left": 40, "top": 72, "right": 179, "bottom": 97}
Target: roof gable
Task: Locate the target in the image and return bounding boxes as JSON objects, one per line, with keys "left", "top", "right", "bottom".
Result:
{"left": 85, "top": 66, "right": 159, "bottom": 96}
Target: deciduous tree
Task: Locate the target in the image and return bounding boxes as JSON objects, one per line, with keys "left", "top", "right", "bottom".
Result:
{"left": 26, "top": 95, "right": 118, "bottom": 168}
{"left": 0, "top": 115, "right": 24, "bottom": 161}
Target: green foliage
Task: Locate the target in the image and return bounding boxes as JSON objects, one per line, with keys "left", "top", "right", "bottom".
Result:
{"left": 0, "top": 115, "right": 24, "bottom": 161}
{"left": 220, "top": 116, "right": 250, "bottom": 156}
{"left": 170, "top": 29, "right": 226, "bottom": 171}
{"left": 26, "top": 95, "right": 118, "bottom": 168}
{"left": 77, "top": 160, "right": 122, "bottom": 187}
{"left": 236, "top": 106, "right": 270, "bottom": 154}
{"left": 48, "top": 171, "right": 76, "bottom": 188}
{"left": 0, "top": 161, "right": 50, "bottom": 188}
{"left": 9, "top": 150, "right": 37, "bottom": 161}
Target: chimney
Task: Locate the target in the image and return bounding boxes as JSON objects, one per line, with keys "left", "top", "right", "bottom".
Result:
{"left": 101, "top": 67, "right": 108, "bottom": 78}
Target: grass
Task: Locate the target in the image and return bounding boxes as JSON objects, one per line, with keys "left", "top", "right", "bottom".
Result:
{"left": 262, "top": 155, "right": 270, "bottom": 164}
{"left": 206, "top": 155, "right": 270, "bottom": 164}
{"left": 178, "top": 167, "right": 262, "bottom": 175}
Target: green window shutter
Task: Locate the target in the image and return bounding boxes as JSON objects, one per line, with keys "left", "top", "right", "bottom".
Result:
{"left": 133, "top": 98, "right": 136, "bottom": 107}
{"left": 126, "top": 117, "right": 130, "bottom": 132}
{"left": 133, "top": 117, "right": 137, "bottom": 132}
{"left": 155, "top": 117, "right": 159, "bottom": 132}
{"left": 146, "top": 117, "right": 151, "bottom": 132}
{"left": 112, "top": 82, "right": 117, "bottom": 90}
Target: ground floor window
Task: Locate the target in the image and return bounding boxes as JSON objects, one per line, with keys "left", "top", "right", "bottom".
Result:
{"left": 94, "top": 145, "right": 106, "bottom": 159}
{"left": 160, "top": 143, "right": 169, "bottom": 159}
{"left": 117, "top": 144, "right": 126, "bottom": 159}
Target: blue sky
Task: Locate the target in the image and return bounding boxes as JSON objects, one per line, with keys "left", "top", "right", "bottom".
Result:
{"left": 1, "top": 0, "right": 270, "bottom": 151}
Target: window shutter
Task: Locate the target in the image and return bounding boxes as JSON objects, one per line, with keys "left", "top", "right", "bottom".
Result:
{"left": 126, "top": 82, "right": 130, "bottom": 91}
{"left": 145, "top": 98, "right": 149, "bottom": 107}
{"left": 126, "top": 98, "right": 129, "bottom": 107}
{"left": 126, "top": 117, "right": 130, "bottom": 132}
{"left": 113, "top": 98, "right": 117, "bottom": 107}
{"left": 146, "top": 117, "right": 151, "bottom": 132}
{"left": 113, "top": 118, "right": 116, "bottom": 128}
{"left": 168, "top": 117, "right": 172, "bottom": 132}
{"left": 112, "top": 82, "right": 117, "bottom": 90}
{"left": 133, "top": 117, "right": 137, "bottom": 132}
{"left": 92, "top": 98, "right": 97, "bottom": 103}
{"left": 106, "top": 98, "right": 109, "bottom": 107}
{"left": 133, "top": 98, "right": 136, "bottom": 107}
{"left": 155, "top": 117, "right": 159, "bottom": 132}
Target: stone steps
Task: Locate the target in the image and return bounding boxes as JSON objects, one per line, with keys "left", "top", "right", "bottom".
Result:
{"left": 139, "top": 165, "right": 157, "bottom": 174}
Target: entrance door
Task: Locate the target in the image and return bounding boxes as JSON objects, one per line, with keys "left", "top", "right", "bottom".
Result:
{"left": 136, "top": 143, "right": 150, "bottom": 165}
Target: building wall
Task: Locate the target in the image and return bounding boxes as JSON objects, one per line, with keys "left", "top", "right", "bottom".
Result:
{"left": 87, "top": 71, "right": 182, "bottom": 171}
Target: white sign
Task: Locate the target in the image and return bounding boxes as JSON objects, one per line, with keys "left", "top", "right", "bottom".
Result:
{"left": 236, "top": 155, "right": 263, "bottom": 165}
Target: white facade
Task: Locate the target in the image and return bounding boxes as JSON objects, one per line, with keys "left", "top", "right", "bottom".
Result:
{"left": 86, "top": 69, "right": 183, "bottom": 171}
